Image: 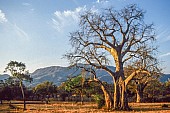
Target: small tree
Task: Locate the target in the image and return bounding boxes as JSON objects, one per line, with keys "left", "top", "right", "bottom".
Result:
{"left": 33, "top": 81, "right": 57, "bottom": 103}
{"left": 5, "top": 61, "right": 32, "bottom": 110}
{"left": 164, "top": 80, "right": 170, "bottom": 95}
{"left": 144, "top": 79, "right": 162, "bottom": 102}
{"left": 82, "top": 66, "right": 113, "bottom": 109}
{"left": 0, "top": 77, "right": 22, "bottom": 103}
{"left": 64, "top": 75, "right": 85, "bottom": 103}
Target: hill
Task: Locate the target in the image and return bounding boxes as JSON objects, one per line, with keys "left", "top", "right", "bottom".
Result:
{"left": 1, "top": 66, "right": 170, "bottom": 87}
{"left": 0, "top": 74, "right": 10, "bottom": 80}
{"left": 29, "top": 65, "right": 115, "bottom": 87}
{"left": 159, "top": 74, "right": 170, "bottom": 82}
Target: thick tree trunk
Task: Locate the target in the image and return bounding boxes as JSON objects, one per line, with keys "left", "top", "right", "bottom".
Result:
{"left": 120, "top": 81, "right": 130, "bottom": 110}
{"left": 113, "top": 82, "right": 120, "bottom": 110}
{"left": 113, "top": 58, "right": 122, "bottom": 110}
{"left": 100, "top": 84, "right": 113, "bottom": 110}
{"left": 20, "top": 81, "right": 26, "bottom": 110}
{"left": 94, "top": 79, "right": 113, "bottom": 110}
{"left": 113, "top": 59, "right": 130, "bottom": 110}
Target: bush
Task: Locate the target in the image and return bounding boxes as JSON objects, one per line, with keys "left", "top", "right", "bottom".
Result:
{"left": 156, "top": 95, "right": 170, "bottom": 102}
{"left": 93, "top": 94, "right": 105, "bottom": 109}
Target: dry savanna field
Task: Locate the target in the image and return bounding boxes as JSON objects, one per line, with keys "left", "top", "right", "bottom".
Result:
{"left": 0, "top": 101, "right": 170, "bottom": 113}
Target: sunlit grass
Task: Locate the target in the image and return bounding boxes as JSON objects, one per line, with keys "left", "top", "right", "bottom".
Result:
{"left": 0, "top": 101, "right": 170, "bottom": 113}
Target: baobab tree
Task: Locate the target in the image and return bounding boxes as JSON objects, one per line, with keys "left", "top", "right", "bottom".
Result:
{"left": 5, "top": 61, "right": 32, "bottom": 110}
{"left": 65, "top": 4, "right": 156, "bottom": 110}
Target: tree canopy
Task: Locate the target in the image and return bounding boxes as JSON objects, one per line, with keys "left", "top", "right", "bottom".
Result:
{"left": 5, "top": 61, "right": 32, "bottom": 110}
{"left": 65, "top": 4, "right": 158, "bottom": 110}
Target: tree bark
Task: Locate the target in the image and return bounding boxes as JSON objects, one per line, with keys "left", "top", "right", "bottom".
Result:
{"left": 136, "top": 90, "right": 143, "bottom": 103}
{"left": 94, "top": 79, "right": 113, "bottom": 110}
{"left": 120, "top": 80, "right": 130, "bottom": 110}
{"left": 113, "top": 57, "right": 130, "bottom": 110}
{"left": 113, "top": 82, "right": 120, "bottom": 110}
{"left": 19, "top": 81, "right": 26, "bottom": 110}
{"left": 136, "top": 84, "right": 145, "bottom": 103}
{"left": 100, "top": 83, "right": 113, "bottom": 110}
{"left": 80, "top": 90, "right": 83, "bottom": 105}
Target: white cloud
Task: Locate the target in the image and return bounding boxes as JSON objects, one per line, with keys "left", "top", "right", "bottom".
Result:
{"left": 0, "top": 21, "right": 30, "bottom": 42}
{"left": 52, "top": 6, "right": 86, "bottom": 32}
{"left": 167, "top": 35, "right": 170, "bottom": 41}
{"left": 31, "top": 8, "right": 35, "bottom": 11}
{"left": 22, "top": 2, "right": 31, "bottom": 6}
{"left": 156, "top": 25, "right": 170, "bottom": 42}
{"left": 93, "top": 0, "right": 111, "bottom": 12}
{"left": 159, "top": 52, "right": 170, "bottom": 58}
{"left": 0, "top": 10, "right": 7, "bottom": 23}
{"left": 13, "top": 24, "right": 30, "bottom": 41}
{"left": 96, "top": 0, "right": 109, "bottom": 3}
{"left": 52, "top": 0, "right": 111, "bottom": 32}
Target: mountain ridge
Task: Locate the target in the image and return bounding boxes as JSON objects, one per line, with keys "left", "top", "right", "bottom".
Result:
{"left": 0, "top": 65, "right": 169, "bottom": 87}
{"left": 30, "top": 65, "right": 115, "bottom": 87}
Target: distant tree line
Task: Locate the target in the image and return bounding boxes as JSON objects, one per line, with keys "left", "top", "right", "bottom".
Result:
{"left": 1, "top": 74, "right": 170, "bottom": 105}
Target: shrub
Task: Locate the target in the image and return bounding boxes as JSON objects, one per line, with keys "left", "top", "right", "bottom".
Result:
{"left": 93, "top": 94, "right": 105, "bottom": 109}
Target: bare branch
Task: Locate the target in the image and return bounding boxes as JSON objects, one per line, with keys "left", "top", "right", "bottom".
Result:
{"left": 125, "top": 69, "right": 150, "bottom": 86}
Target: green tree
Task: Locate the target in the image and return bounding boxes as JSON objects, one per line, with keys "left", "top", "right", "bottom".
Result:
{"left": 164, "top": 80, "right": 170, "bottom": 95}
{"left": 64, "top": 75, "right": 85, "bottom": 103}
{"left": 5, "top": 61, "right": 32, "bottom": 110}
{"left": 0, "top": 77, "right": 23, "bottom": 104}
{"left": 144, "top": 79, "right": 163, "bottom": 102}
{"left": 83, "top": 67, "right": 113, "bottom": 109}
{"left": 58, "top": 75, "right": 103, "bottom": 102}
{"left": 33, "top": 81, "right": 57, "bottom": 103}
{"left": 4, "top": 77, "right": 21, "bottom": 101}
{"left": 0, "top": 80, "right": 6, "bottom": 104}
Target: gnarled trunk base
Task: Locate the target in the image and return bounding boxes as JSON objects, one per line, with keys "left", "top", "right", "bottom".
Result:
{"left": 100, "top": 82, "right": 113, "bottom": 110}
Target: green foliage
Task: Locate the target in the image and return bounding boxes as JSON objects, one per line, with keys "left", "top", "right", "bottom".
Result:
{"left": 145, "top": 80, "right": 162, "bottom": 97}
{"left": 126, "top": 78, "right": 170, "bottom": 102}
{"left": 0, "top": 77, "right": 25, "bottom": 101}
{"left": 5, "top": 61, "right": 32, "bottom": 82}
{"left": 93, "top": 94, "right": 105, "bottom": 109}
{"left": 162, "top": 80, "right": 170, "bottom": 96}
{"left": 64, "top": 75, "right": 82, "bottom": 92}
{"left": 63, "top": 75, "right": 102, "bottom": 95}
{"left": 5, "top": 60, "right": 32, "bottom": 109}
{"left": 33, "top": 81, "right": 57, "bottom": 97}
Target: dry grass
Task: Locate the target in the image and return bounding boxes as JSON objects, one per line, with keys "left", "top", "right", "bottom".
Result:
{"left": 0, "top": 101, "right": 170, "bottom": 113}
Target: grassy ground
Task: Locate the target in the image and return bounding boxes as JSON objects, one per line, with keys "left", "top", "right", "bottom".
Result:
{"left": 0, "top": 101, "right": 170, "bottom": 113}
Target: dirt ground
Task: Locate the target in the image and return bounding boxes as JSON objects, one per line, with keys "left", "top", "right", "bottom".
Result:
{"left": 0, "top": 101, "right": 170, "bottom": 113}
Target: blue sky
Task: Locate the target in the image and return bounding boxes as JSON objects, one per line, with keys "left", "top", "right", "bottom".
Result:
{"left": 0, "top": 0, "right": 170, "bottom": 73}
